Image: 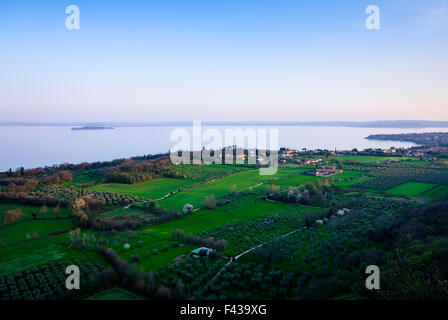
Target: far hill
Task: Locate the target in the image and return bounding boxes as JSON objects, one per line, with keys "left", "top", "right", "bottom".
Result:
{"left": 366, "top": 132, "right": 448, "bottom": 146}
{"left": 3, "top": 120, "right": 448, "bottom": 128}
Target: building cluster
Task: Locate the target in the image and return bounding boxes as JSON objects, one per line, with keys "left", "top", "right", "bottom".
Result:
{"left": 278, "top": 146, "right": 446, "bottom": 164}
{"left": 306, "top": 166, "right": 343, "bottom": 177}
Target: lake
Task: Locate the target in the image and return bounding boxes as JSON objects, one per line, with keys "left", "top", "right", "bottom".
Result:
{"left": 1, "top": 125, "right": 448, "bottom": 171}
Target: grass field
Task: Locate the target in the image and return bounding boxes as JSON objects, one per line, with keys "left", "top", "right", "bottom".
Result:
{"left": 86, "top": 287, "right": 144, "bottom": 300}
{"left": 2, "top": 158, "right": 447, "bottom": 301}
{"left": 329, "top": 155, "right": 405, "bottom": 163}
{"left": 146, "top": 195, "right": 310, "bottom": 237}
{"left": 421, "top": 184, "right": 448, "bottom": 200}
{"left": 0, "top": 237, "right": 105, "bottom": 275}
{"left": 89, "top": 166, "right": 367, "bottom": 213}
{"left": 0, "top": 219, "right": 75, "bottom": 246}
{"left": 385, "top": 181, "right": 436, "bottom": 197}
{"left": 0, "top": 203, "right": 71, "bottom": 224}
{"left": 103, "top": 206, "right": 153, "bottom": 218}
{"left": 260, "top": 172, "right": 319, "bottom": 187}
{"left": 158, "top": 168, "right": 313, "bottom": 209}
{"left": 157, "top": 171, "right": 265, "bottom": 209}
{"left": 252, "top": 170, "right": 365, "bottom": 191}
{"left": 157, "top": 167, "right": 368, "bottom": 210}
{"left": 105, "top": 232, "right": 195, "bottom": 271}
{"left": 331, "top": 171, "right": 366, "bottom": 187}
{"left": 104, "top": 193, "right": 321, "bottom": 270}
{"left": 391, "top": 160, "right": 432, "bottom": 166}
{"left": 89, "top": 177, "right": 197, "bottom": 200}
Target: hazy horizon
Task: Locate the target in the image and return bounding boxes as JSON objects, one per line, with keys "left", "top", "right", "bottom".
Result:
{"left": 3, "top": 119, "right": 448, "bottom": 126}
{"left": 0, "top": 125, "right": 435, "bottom": 171}
{"left": 1, "top": 0, "right": 447, "bottom": 122}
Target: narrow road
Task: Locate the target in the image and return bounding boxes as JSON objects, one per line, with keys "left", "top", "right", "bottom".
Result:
{"left": 206, "top": 226, "right": 306, "bottom": 287}
{"left": 234, "top": 227, "right": 305, "bottom": 260}
{"left": 124, "top": 180, "right": 265, "bottom": 211}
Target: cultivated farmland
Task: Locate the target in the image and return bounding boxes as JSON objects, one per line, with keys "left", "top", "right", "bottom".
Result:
{"left": 1, "top": 155, "right": 448, "bottom": 300}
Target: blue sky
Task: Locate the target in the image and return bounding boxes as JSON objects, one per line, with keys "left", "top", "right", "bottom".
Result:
{"left": 0, "top": 0, "right": 447, "bottom": 122}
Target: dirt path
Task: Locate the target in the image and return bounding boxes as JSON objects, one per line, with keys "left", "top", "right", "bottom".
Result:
{"left": 154, "top": 176, "right": 230, "bottom": 201}
{"left": 234, "top": 227, "right": 305, "bottom": 260}
{"left": 205, "top": 226, "right": 306, "bottom": 288}
{"left": 240, "top": 182, "right": 263, "bottom": 192}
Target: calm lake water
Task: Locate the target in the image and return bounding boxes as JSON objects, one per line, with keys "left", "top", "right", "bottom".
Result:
{"left": 1, "top": 125, "right": 448, "bottom": 171}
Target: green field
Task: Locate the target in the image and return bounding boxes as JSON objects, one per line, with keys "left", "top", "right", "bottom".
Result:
{"left": 157, "top": 171, "right": 265, "bottom": 209}
{"left": 329, "top": 155, "right": 405, "bottom": 163}
{"left": 331, "top": 171, "right": 367, "bottom": 187}
{"left": 385, "top": 181, "right": 436, "bottom": 197}
{"left": 1, "top": 160, "right": 446, "bottom": 300}
{"left": 0, "top": 219, "right": 74, "bottom": 246}
{"left": 146, "top": 195, "right": 311, "bottom": 237}
{"left": 251, "top": 170, "right": 365, "bottom": 191}
{"left": 159, "top": 167, "right": 366, "bottom": 210}
{"left": 158, "top": 168, "right": 315, "bottom": 209}
{"left": 421, "top": 184, "right": 448, "bottom": 200}
{"left": 0, "top": 237, "right": 105, "bottom": 275}
{"left": 103, "top": 206, "right": 153, "bottom": 218}
{"left": 114, "top": 233, "right": 194, "bottom": 271}
{"left": 86, "top": 287, "right": 145, "bottom": 300}
{"left": 0, "top": 203, "right": 71, "bottom": 224}
{"left": 91, "top": 166, "right": 366, "bottom": 214}
{"left": 89, "top": 177, "right": 197, "bottom": 200}
{"left": 391, "top": 160, "right": 432, "bottom": 166}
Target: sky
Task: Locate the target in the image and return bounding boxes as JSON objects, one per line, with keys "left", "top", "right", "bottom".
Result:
{"left": 0, "top": 0, "right": 447, "bottom": 122}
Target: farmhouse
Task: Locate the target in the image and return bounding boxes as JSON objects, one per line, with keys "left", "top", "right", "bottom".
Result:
{"left": 182, "top": 204, "right": 193, "bottom": 214}
{"left": 306, "top": 165, "right": 343, "bottom": 177}
{"left": 304, "top": 158, "right": 323, "bottom": 165}
{"left": 337, "top": 208, "right": 350, "bottom": 216}
{"left": 417, "top": 146, "right": 448, "bottom": 154}
{"left": 190, "top": 247, "right": 214, "bottom": 258}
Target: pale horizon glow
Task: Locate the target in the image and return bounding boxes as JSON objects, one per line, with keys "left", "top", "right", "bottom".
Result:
{"left": 0, "top": 0, "right": 447, "bottom": 122}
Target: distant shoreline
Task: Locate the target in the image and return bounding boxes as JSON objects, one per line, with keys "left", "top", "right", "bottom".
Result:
{"left": 366, "top": 132, "right": 448, "bottom": 147}
{"left": 2, "top": 120, "right": 448, "bottom": 129}
{"left": 71, "top": 126, "right": 115, "bottom": 131}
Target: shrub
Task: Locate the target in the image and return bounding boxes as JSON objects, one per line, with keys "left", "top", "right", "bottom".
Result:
{"left": 215, "top": 239, "right": 228, "bottom": 252}
{"left": 203, "top": 195, "right": 216, "bottom": 210}
{"left": 162, "top": 245, "right": 168, "bottom": 252}
{"left": 152, "top": 249, "right": 158, "bottom": 255}
{"left": 156, "top": 286, "right": 172, "bottom": 299}
{"left": 171, "top": 229, "right": 186, "bottom": 242}
{"left": 3, "top": 208, "right": 25, "bottom": 225}
{"left": 68, "top": 228, "right": 96, "bottom": 249}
